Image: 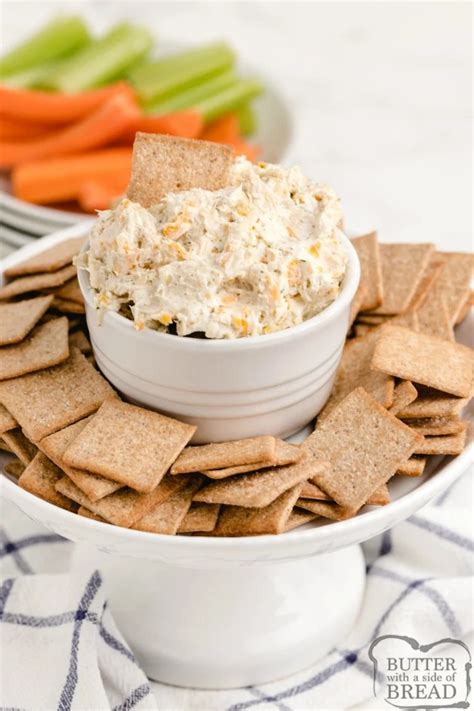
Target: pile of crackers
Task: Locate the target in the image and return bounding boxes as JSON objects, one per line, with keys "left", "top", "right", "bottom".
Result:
{"left": 0, "top": 233, "right": 472, "bottom": 537}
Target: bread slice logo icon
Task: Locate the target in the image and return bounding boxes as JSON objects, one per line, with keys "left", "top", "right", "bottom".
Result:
{"left": 368, "top": 634, "right": 471, "bottom": 709}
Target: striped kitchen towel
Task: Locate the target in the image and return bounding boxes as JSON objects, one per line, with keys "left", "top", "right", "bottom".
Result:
{"left": 1, "top": 467, "right": 472, "bottom": 711}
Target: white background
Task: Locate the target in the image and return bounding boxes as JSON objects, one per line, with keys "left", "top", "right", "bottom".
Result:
{"left": 1, "top": 0, "right": 472, "bottom": 251}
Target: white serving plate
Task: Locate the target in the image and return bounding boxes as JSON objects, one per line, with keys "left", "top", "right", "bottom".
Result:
{"left": 1, "top": 227, "right": 472, "bottom": 689}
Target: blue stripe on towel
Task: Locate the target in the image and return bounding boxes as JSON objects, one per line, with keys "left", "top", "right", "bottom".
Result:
{"left": 57, "top": 570, "right": 102, "bottom": 711}
{"left": 0, "top": 578, "right": 14, "bottom": 615}
{"left": 0, "top": 532, "right": 68, "bottom": 558}
{"left": 112, "top": 683, "right": 151, "bottom": 711}
{"left": 407, "top": 514, "right": 474, "bottom": 552}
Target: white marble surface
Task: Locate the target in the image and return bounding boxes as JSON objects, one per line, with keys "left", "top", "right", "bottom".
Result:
{"left": 2, "top": 1, "right": 472, "bottom": 253}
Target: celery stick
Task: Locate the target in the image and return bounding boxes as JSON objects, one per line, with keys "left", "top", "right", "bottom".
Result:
{"left": 1, "top": 60, "right": 64, "bottom": 88}
{"left": 197, "top": 79, "right": 264, "bottom": 122}
{"left": 237, "top": 103, "right": 257, "bottom": 136}
{"left": 0, "top": 16, "right": 90, "bottom": 77}
{"left": 129, "top": 42, "right": 235, "bottom": 103}
{"left": 43, "top": 22, "right": 153, "bottom": 92}
{"left": 144, "top": 70, "right": 236, "bottom": 114}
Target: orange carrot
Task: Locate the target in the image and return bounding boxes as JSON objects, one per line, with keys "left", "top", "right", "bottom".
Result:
{"left": 0, "top": 93, "right": 140, "bottom": 168}
{"left": 200, "top": 114, "right": 240, "bottom": 143}
{"left": 12, "top": 148, "right": 132, "bottom": 204}
{"left": 230, "top": 138, "right": 260, "bottom": 162}
{"left": 201, "top": 114, "right": 259, "bottom": 162}
{"left": 0, "top": 116, "right": 51, "bottom": 142}
{"left": 121, "top": 109, "right": 204, "bottom": 143}
{"left": 78, "top": 177, "right": 129, "bottom": 212}
{"left": 0, "top": 82, "right": 136, "bottom": 124}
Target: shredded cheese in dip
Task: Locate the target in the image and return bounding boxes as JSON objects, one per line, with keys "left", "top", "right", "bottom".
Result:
{"left": 78, "top": 157, "right": 348, "bottom": 338}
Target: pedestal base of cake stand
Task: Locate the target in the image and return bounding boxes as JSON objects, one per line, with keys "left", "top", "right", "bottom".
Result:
{"left": 71, "top": 542, "right": 365, "bottom": 689}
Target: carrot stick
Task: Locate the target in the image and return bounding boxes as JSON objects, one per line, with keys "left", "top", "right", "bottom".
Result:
{"left": 0, "top": 93, "right": 139, "bottom": 168}
{"left": 201, "top": 113, "right": 259, "bottom": 161}
{"left": 0, "top": 81, "right": 136, "bottom": 124}
{"left": 12, "top": 148, "right": 132, "bottom": 204}
{"left": 230, "top": 139, "right": 259, "bottom": 162}
{"left": 200, "top": 113, "right": 240, "bottom": 143}
{"left": 78, "top": 177, "right": 128, "bottom": 212}
{"left": 121, "top": 109, "right": 203, "bottom": 143}
{"left": 0, "top": 115, "right": 51, "bottom": 141}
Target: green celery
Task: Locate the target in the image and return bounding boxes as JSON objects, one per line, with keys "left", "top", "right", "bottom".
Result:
{"left": 144, "top": 69, "right": 236, "bottom": 114}
{"left": 197, "top": 79, "right": 264, "bottom": 122}
{"left": 0, "top": 16, "right": 90, "bottom": 77}
{"left": 1, "top": 60, "right": 64, "bottom": 88}
{"left": 43, "top": 22, "right": 153, "bottom": 92}
{"left": 237, "top": 103, "right": 257, "bottom": 136}
{"left": 129, "top": 42, "right": 235, "bottom": 103}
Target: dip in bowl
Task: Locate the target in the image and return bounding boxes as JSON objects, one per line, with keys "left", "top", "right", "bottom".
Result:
{"left": 77, "top": 157, "right": 360, "bottom": 442}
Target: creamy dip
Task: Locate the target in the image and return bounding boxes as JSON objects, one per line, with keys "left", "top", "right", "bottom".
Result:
{"left": 78, "top": 157, "right": 348, "bottom": 338}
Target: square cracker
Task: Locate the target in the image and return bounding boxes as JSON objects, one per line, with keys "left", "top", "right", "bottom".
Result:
{"left": 127, "top": 133, "right": 233, "bottom": 207}
{"left": 78, "top": 506, "right": 106, "bottom": 522}
{"left": 388, "top": 381, "right": 418, "bottom": 416}
{"left": 202, "top": 440, "right": 302, "bottom": 479}
{"left": 0, "top": 318, "right": 69, "bottom": 381}
{"left": 307, "top": 387, "right": 421, "bottom": 511}
{"left": 415, "top": 285, "right": 454, "bottom": 342}
{"left": 368, "top": 243, "right": 435, "bottom": 315}
{"left": 177, "top": 503, "right": 220, "bottom": 534}
{"left": 171, "top": 436, "right": 277, "bottom": 475}
{"left": 318, "top": 328, "right": 394, "bottom": 421}
{"left": 397, "top": 457, "right": 426, "bottom": 477}
{"left": 132, "top": 475, "right": 203, "bottom": 534}
{"left": 348, "top": 285, "right": 367, "bottom": 333}
{"left": 68, "top": 330, "right": 91, "bottom": 354}
{"left": 371, "top": 325, "right": 472, "bottom": 397}
{"left": 430, "top": 252, "right": 473, "bottom": 324}
{"left": 4, "top": 459, "right": 26, "bottom": 478}
{"left": 284, "top": 509, "right": 318, "bottom": 531}
{"left": 296, "top": 499, "right": 353, "bottom": 521}
{"left": 357, "top": 314, "right": 389, "bottom": 325}
{"left": 396, "top": 389, "right": 467, "bottom": 419}
{"left": 0, "top": 403, "right": 16, "bottom": 435}
{"left": 39, "top": 417, "right": 122, "bottom": 502}
{"left": 56, "top": 473, "right": 187, "bottom": 527}
{"left": 0, "top": 295, "right": 54, "bottom": 346}
{"left": 19, "top": 452, "right": 77, "bottom": 511}
{"left": 414, "top": 430, "right": 467, "bottom": 456}
{"left": 210, "top": 484, "right": 303, "bottom": 536}
{"left": 2, "top": 429, "right": 37, "bottom": 465}
{"left": 351, "top": 232, "right": 383, "bottom": 311}
{"left": 406, "top": 254, "right": 445, "bottom": 312}
{"left": 4, "top": 237, "right": 85, "bottom": 279}
{"left": 0, "top": 348, "right": 115, "bottom": 441}
{"left": 0, "top": 264, "right": 77, "bottom": 301}
{"left": 301, "top": 481, "right": 389, "bottom": 506}
{"left": 455, "top": 290, "right": 473, "bottom": 325}
{"left": 404, "top": 416, "right": 466, "bottom": 436}
{"left": 51, "top": 297, "right": 85, "bottom": 314}
{"left": 63, "top": 398, "right": 196, "bottom": 493}
{"left": 55, "top": 278, "right": 84, "bottom": 305}
{"left": 193, "top": 451, "right": 330, "bottom": 508}
{"left": 353, "top": 324, "right": 373, "bottom": 338}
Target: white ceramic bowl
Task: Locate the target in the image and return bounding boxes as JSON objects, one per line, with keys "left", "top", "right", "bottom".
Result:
{"left": 78, "top": 229, "right": 360, "bottom": 443}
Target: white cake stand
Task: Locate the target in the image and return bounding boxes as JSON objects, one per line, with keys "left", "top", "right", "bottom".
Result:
{"left": 1, "top": 447, "right": 472, "bottom": 689}
{"left": 1, "top": 229, "right": 472, "bottom": 689}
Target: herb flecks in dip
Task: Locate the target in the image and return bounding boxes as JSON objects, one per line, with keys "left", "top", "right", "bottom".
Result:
{"left": 79, "top": 158, "right": 348, "bottom": 338}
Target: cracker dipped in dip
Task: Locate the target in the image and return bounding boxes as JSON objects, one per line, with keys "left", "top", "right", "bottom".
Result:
{"left": 78, "top": 156, "right": 348, "bottom": 339}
